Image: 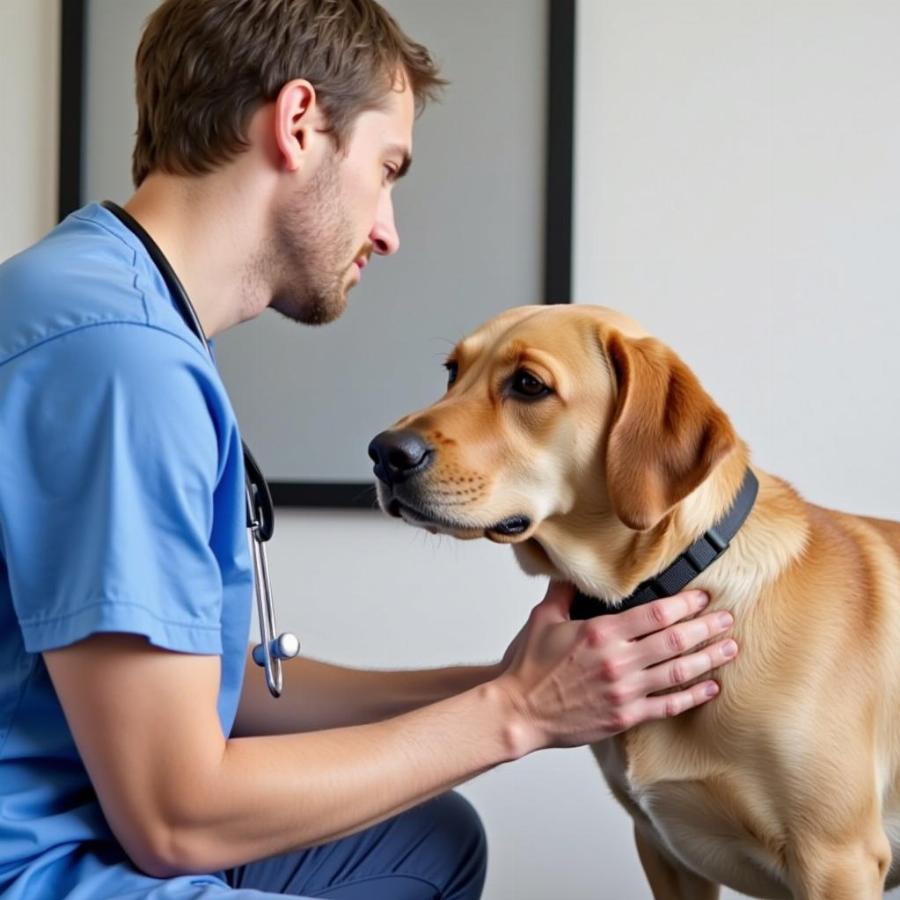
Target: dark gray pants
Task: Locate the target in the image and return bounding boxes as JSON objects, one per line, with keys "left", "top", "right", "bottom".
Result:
{"left": 219, "top": 791, "right": 488, "bottom": 899}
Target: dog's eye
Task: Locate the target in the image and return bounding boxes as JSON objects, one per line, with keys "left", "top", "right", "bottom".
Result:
{"left": 444, "top": 360, "right": 459, "bottom": 387}
{"left": 510, "top": 369, "right": 551, "bottom": 399}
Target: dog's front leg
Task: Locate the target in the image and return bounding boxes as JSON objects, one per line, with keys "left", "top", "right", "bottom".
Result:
{"left": 787, "top": 831, "right": 890, "bottom": 900}
{"left": 633, "top": 824, "right": 720, "bottom": 900}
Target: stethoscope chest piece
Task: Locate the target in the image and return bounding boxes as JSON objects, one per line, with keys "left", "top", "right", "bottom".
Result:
{"left": 244, "top": 443, "right": 300, "bottom": 697}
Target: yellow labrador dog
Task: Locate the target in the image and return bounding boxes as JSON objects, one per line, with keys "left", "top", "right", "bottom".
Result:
{"left": 368, "top": 304, "right": 900, "bottom": 899}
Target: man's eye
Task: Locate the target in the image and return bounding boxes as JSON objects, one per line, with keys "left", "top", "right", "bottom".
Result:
{"left": 383, "top": 165, "right": 398, "bottom": 183}
{"left": 444, "top": 361, "right": 459, "bottom": 387}
{"left": 510, "top": 369, "right": 551, "bottom": 399}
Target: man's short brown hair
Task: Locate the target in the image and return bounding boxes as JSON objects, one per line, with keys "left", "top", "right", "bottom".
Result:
{"left": 132, "top": 0, "right": 444, "bottom": 187}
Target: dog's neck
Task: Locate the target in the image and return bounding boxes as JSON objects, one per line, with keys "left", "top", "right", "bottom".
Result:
{"left": 571, "top": 467, "right": 760, "bottom": 618}
{"left": 514, "top": 445, "right": 811, "bottom": 610}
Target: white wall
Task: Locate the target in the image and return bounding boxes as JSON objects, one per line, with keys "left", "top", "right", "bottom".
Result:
{"left": 0, "top": 0, "right": 59, "bottom": 260}
{"left": 6, "top": 2, "right": 900, "bottom": 899}
{"left": 574, "top": 2, "right": 900, "bottom": 897}
{"left": 574, "top": 0, "right": 900, "bottom": 521}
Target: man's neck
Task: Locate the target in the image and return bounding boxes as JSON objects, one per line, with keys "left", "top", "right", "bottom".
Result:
{"left": 123, "top": 169, "right": 273, "bottom": 337}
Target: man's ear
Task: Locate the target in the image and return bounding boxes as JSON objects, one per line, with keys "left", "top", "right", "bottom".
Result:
{"left": 273, "top": 79, "right": 327, "bottom": 172}
{"left": 601, "top": 328, "right": 737, "bottom": 531}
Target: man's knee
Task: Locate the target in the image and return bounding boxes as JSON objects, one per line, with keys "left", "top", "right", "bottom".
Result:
{"left": 433, "top": 791, "right": 487, "bottom": 856}
{"left": 420, "top": 792, "right": 487, "bottom": 898}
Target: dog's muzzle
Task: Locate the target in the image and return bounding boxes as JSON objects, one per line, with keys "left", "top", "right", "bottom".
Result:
{"left": 368, "top": 429, "right": 434, "bottom": 486}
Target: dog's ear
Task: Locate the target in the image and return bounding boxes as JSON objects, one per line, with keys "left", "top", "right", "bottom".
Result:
{"left": 601, "top": 329, "right": 737, "bottom": 531}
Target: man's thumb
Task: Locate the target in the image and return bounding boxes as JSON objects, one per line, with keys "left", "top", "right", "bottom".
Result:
{"left": 535, "top": 580, "right": 575, "bottom": 622}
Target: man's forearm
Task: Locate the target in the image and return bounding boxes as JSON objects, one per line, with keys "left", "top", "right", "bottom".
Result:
{"left": 233, "top": 651, "right": 500, "bottom": 736}
{"left": 43, "top": 636, "right": 525, "bottom": 881}
{"left": 160, "top": 678, "right": 522, "bottom": 876}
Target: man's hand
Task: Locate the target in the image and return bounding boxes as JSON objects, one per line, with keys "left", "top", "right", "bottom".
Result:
{"left": 494, "top": 581, "right": 737, "bottom": 755}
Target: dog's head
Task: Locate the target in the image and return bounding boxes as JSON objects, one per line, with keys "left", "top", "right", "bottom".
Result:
{"left": 370, "top": 305, "right": 741, "bottom": 585}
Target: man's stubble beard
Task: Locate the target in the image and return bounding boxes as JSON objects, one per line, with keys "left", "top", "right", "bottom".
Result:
{"left": 264, "top": 157, "right": 358, "bottom": 326}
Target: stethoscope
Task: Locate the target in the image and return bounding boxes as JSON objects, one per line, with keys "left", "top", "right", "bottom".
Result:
{"left": 101, "top": 201, "right": 300, "bottom": 697}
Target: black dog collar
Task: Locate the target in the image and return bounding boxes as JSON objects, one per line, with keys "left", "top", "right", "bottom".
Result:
{"left": 570, "top": 468, "right": 759, "bottom": 620}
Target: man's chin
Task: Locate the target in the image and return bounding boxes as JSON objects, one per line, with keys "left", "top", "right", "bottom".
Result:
{"left": 302, "top": 302, "right": 346, "bottom": 326}
{"left": 271, "top": 291, "right": 347, "bottom": 326}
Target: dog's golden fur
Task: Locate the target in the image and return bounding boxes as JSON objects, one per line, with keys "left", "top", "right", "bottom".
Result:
{"left": 374, "top": 304, "right": 900, "bottom": 899}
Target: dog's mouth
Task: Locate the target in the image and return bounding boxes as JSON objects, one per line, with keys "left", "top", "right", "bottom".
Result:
{"left": 386, "top": 497, "right": 533, "bottom": 543}
{"left": 484, "top": 515, "right": 533, "bottom": 543}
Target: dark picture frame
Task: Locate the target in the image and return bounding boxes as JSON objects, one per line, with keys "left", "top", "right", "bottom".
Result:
{"left": 57, "top": 0, "right": 576, "bottom": 509}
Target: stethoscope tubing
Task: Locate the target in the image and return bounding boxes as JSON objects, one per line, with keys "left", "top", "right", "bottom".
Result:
{"left": 100, "top": 201, "right": 299, "bottom": 697}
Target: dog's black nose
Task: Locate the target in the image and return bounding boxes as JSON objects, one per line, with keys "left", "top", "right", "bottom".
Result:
{"left": 368, "top": 429, "right": 433, "bottom": 485}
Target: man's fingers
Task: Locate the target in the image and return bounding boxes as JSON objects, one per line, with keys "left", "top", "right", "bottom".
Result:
{"left": 611, "top": 590, "right": 711, "bottom": 641}
{"left": 640, "top": 639, "right": 739, "bottom": 695}
{"left": 633, "top": 609, "right": 734, "bottom": 669}
{"left": 634, "top": 679, "right": 721, "bottom": 724}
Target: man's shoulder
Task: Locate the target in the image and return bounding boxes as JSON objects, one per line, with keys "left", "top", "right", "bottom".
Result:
{"left": 0, "top": 204, "right": 179, "bottom": 367}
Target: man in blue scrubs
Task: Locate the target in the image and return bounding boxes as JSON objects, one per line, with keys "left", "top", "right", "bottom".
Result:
{"left": 0, "top": 1, "right": 739, "bottom": 897}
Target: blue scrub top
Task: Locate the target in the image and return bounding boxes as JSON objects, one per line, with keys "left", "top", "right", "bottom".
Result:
{"left": 0, "top": 205, "right": 254, "bottom": 897}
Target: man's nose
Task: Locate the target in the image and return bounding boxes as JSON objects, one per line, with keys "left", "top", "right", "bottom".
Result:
{"left": 369, "top": 192, "right": 399, "bottom": 256}
{"left": 368, "top": 429, "right": 432, "bottom": 485}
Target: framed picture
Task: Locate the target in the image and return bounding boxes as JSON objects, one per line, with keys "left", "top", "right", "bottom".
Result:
{"left": 59, "top": 0, "right": 575, "bottom": 507}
